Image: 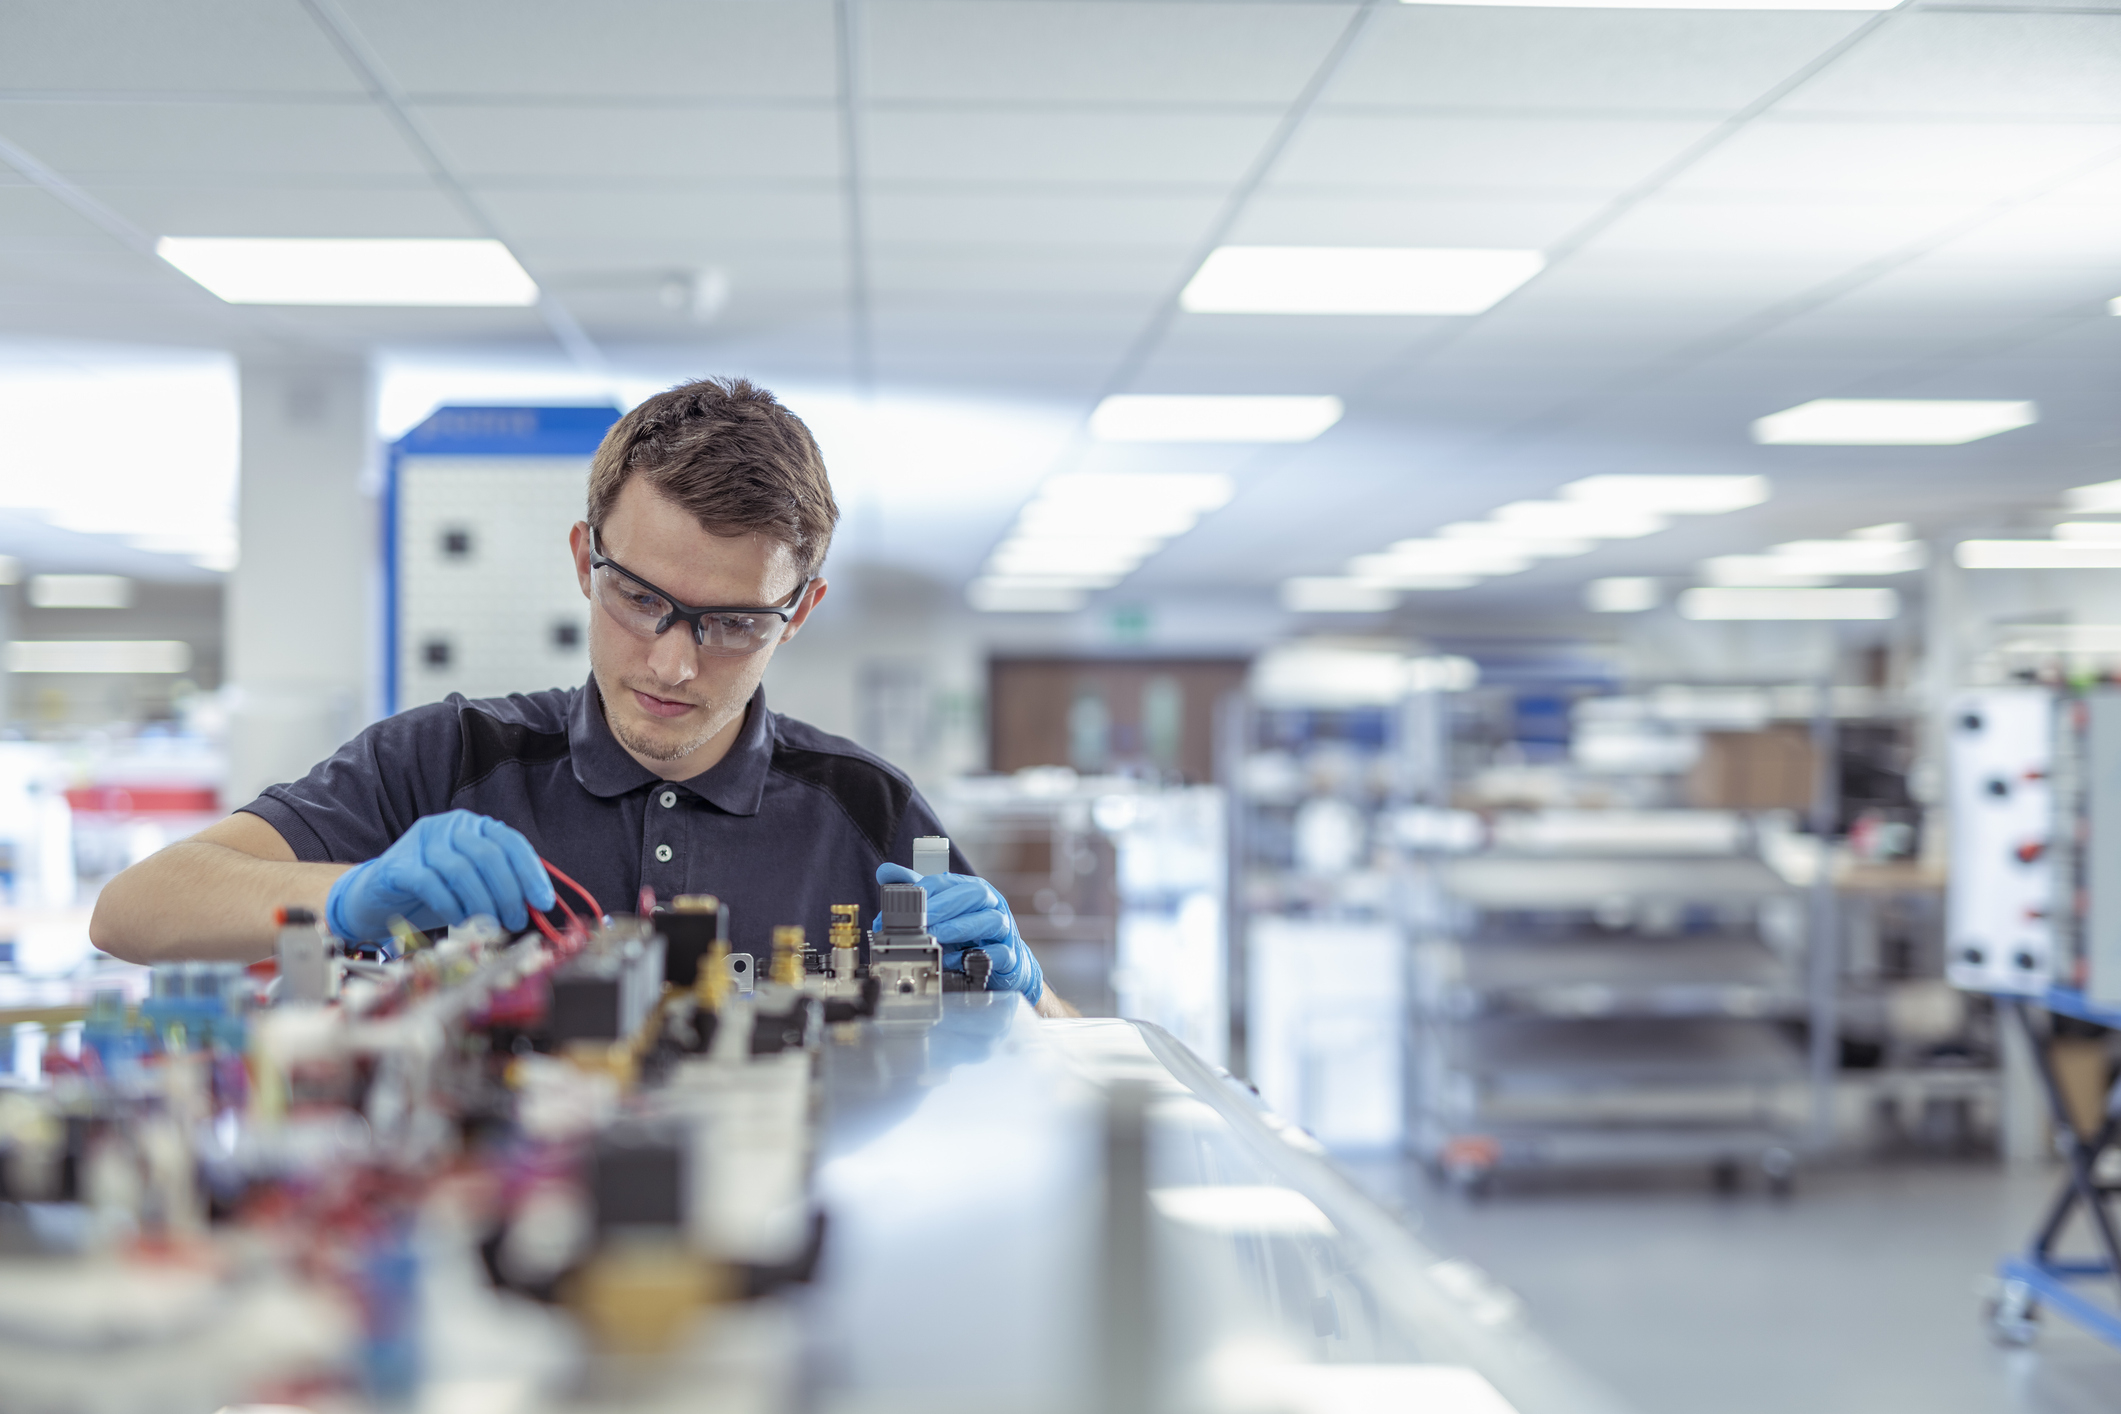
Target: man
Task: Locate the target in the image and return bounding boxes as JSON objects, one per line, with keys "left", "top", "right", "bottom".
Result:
{"left": 92, "top": 377, "right": 1065, "bottom": 1016}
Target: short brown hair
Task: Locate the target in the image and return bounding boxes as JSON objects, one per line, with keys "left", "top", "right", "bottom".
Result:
{"left": 586, "top": 377, "right": 838, "bottom": 577}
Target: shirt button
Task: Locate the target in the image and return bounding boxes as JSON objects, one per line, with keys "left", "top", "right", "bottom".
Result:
{"left": 655, "top": 844, "right": 673, "bottom": 863}
{"left": 660, "top": 790, "right": 677, "bottom": 808}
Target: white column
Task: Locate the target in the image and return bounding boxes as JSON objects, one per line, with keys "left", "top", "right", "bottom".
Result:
{"left": 225, "top": 357, "right": 376, "bottom": 809}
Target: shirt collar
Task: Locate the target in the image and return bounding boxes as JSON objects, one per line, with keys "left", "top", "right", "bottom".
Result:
{"left": 568, "top": 676, "right": 774, "bottom": 817}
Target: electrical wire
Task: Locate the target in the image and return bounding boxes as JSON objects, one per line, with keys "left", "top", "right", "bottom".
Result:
{"left": 542, "top": 860, "right": 602, "bottom": 919}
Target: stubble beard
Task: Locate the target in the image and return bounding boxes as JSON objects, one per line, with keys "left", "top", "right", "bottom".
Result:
{"left": 605, "top": 682, "right": 747, "bottom": 763}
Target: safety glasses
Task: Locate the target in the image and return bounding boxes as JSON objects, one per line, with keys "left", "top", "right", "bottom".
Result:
{"left": 585, "top": 525, "right": 810, "bottom": 658}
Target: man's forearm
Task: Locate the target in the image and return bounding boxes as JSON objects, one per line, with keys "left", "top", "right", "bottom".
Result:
{"left": 89, "top": 841, "right": 350, "bottom": 966}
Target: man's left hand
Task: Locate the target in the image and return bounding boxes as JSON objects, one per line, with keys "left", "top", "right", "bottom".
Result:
{"left": 874, "top": 862, "right": 1044, "bottom": 1005}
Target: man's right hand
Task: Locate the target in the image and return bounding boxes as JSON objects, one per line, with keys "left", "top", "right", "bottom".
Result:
{"left": 325, "top": 810, "right": 556, "bottom": 942}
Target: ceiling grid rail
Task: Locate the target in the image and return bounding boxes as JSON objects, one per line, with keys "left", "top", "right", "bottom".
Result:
{"left": 836, "top": 0, "right": 876, "bottom": 394}
{"left": 296, "top": 0, "right": 607, "bottom": 374}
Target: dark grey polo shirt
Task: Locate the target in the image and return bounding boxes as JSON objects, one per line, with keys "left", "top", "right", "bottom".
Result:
{"left": 240, "top": 678, "right": 969, "bottom": 962}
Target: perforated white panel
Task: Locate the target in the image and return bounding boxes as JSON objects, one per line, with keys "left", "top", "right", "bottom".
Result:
{"left": 395, "top": 455, "right": 592, "bottom": 710}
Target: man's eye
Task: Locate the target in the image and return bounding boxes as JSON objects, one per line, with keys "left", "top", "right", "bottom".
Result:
{"left": 710, "top": 615, "right": 759, "bottom": 635}
{"left": 624, "top": 591, "right": 664, "bottom": 614}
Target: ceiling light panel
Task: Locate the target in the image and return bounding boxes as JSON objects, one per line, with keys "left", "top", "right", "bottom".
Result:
{"left": 1562, "top": 474, "right": 1769, "bottom": 513}
{"left": 1701, "top": 556, "right": 1834, "bottom": 587}
{"left": 1282, "top": 578, "right": 1402, "bottom": 613}
{"left": 1957, "top": 541, "right": 2121, "bottom": 570}
{"left": 1751, "top": 399, "right": 2037, "bottom": 446}
{"left": 1180, "top": 246, "right": 1544, "bottom": 315}
{"left": 2066, "top": 478, "right": 2121, "bottom": 513}
{"left": 1493, "top": 501, "right": 1669, "bottom": 538}
{"left": 157, "top": 237, "right": 539, "bottom": 306}
{"left": 1089, "top": 395, "right": 1343, "bottom": 443}
{"left": 1401, "top": 0, "right": 1893, "bottom": 8}
{"left": 2054, "top": 522, "right": 2121, "bottom": 543}
{"left": 1679, "top": 587, "right": 1899, "bottom": 620}
{"left": 967, "top": 580, "right": 1088, "bottom": 614}
{"left": 1586, "top": 578, "right": 1661, "bottom": 613}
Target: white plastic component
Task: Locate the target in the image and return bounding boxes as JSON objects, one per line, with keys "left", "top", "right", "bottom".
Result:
{"left": 1946, "top": 690, "right": 2054, "bottom": 995}
{"left": 912, "top": 835, "right": 950, "bottom": 879}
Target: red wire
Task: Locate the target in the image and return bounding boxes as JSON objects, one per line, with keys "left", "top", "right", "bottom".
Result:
{"left": 541, "top": 859, "right": 603, "bottom": 919}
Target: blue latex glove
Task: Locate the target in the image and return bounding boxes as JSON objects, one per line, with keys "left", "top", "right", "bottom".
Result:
{"left": 326, "top": 810, "right": 556, "bottom": 943}
{"left": 874, "top": 861, "right": 1043, "bottom": 1005}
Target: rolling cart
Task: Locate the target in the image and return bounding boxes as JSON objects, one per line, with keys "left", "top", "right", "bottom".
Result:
{"left": 1984, "top": 987, "right": 2121, "bottom": 1350}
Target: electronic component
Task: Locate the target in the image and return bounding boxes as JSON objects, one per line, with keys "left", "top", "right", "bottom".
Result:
{"left": 655, "top": 893, "right": 726, "bottom": 988}
{"left": 275, "top": 905, "right": 333, "bottom": 1003}
{"left": 591, "top": 1120, "right": 687, "bottom": 1232}
{"left": 547, "top": 924, "right": 667, "bottom": 1043}
{"left": 870, "top": 882, "right": 943, "bottom": 1004}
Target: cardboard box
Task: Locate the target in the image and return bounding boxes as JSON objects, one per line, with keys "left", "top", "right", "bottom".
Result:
{"left": 1688, "top": 727, "right": 1816, "bottom": 810}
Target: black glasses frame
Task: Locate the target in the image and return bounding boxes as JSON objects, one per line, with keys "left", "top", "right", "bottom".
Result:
{"left": 586, "top": 526, "right": 811, "bottom": 647}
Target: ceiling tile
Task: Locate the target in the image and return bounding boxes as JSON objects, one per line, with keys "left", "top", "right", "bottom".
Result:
{"left": 419, "top": 104, "right": 844, "bottom": 182}
{"left": 340, "top": 0, "right": 840, "bottom": 100}
{"left": 477, "top": 186, "right": 845, "bottom": 247}
{"left": 1924, "top": 196, "right": 2121, "bottom": 264}
{"left": 866, "top": 190, "right": 1220, "bottom": 247}
{"left": 0, "top": 186, "right": 131, "bottom": 250}
{"left": 0, "top": 102, "right": 426, "bottom": 179}
{"left": 1227, "top": 191, "right": 1603, "bottom": 248}
{"left": 1778, "top": 12, "right": 2121, "bottom": 119}
{"left": 863, "top": 1, "right": 1356, "bottom": 105}
{"left": 1667, "top": 119, "right": 2121, "bottom": 199}
{"left": 1270, "top": 115, "right": 1721, "bottom": 192}
{"left": 0, "top": 0, "right": 363, "bottom": 93}
{"left": 1577, "top": 196, "right": 1980, "bottom": 260}
{"left": 865, "top": 110, "right": 1275, "bottom": 185}
{"left": 91, "top": 184, "right": 478, "bottom": 239}
{"left": 868, "top": 248, "right": 1179, "bottom": 299}
{"left": 1818, "top": 257, "right": 2121, "bottom": 317}
{"left": 1509, "top": 253, "right": 1881, "bottom": 317}
{"left": 1327, "top": 9, "right": 1868, "bottom": 114}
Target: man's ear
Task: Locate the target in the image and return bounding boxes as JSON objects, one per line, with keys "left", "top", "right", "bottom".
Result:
{"left": 569, "top": 521, "right": 594, "bottom": 599}
{"left": 782, "top": 577, "right": 828, "bottom": 642}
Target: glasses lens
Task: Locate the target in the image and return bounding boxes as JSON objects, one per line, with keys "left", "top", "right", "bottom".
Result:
{"left": 696, "top": 613, "right": 778, "bottom": 657}
{"left": 593, "top": 565, "right": 673, "bottom": 638}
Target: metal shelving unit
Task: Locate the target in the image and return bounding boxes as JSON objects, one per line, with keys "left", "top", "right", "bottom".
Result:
{"left": 1412, "top": 845, "right": 1810, "bottom": 1193}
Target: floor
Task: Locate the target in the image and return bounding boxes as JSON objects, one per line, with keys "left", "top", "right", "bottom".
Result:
{"left": 1337, "top": 1157, "right": 2121, "bottom": 1414}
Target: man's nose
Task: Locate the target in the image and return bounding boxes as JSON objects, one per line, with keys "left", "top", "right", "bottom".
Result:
{"left": 646, "top": 623, "right": 699, "bottom": 686}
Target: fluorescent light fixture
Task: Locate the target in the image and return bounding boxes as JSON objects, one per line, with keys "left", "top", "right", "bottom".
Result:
{"left": 157, "top": 237, "right": 538, "bottom": 307}
{"left": 989, "top": 549, "right": 1146, "bottom": 577}
{"left": 0, "top": 557, "right": 17, "bottom": 586}
{"left": 2067, "top": 479, "right": 2121, "bottom": 513}
{"left": 1180, "top": 246, "right": 1543, "bottom": 316}
{"left": 1586, "top": 577, "right": 1661, "bottom": 613}
{"left": 1035, "top": 473, "right": 1235, "bottom": 510}
{"left": 7, "top": 639, "right": 193, "bottom": 673}
{"left": 1349, "top": 559, "right": 1496, "bottom": 589}
{"left": 1701, "top": 556, "right": 1833, "bottom": 587}
{"left": 1438, "top": 524, "right": 1594, "bottom": 557}
{"left": 2055, "top": 522, "right": 2121, "bottom": 543}
{"left": 1282, "top": 578, "right": 1401, "bottom": 613}
{"left": 1850, "top": 522, "right": 1912, "bottom": 541}
{"left": 1765, "top": 538, "right": 1927, "bottom": 575}
{"left": 1018, "top": 502, "right": 1201, "bottom": 538}
{"left": 1752, "top": 399, "right": 2037, "bottom": 446}
{"left": 1493, "top": 501, "right": 1668, "bottom": 539}
{"left": 2110, "top": 296, "right": 2120, "bottom": 316}
{"left": 1089, "top": 395, "right": 1342, "bottom": 444}
{"left": 1561, "top": 474, "right": 1769, "bottom": 514}
{"left": 27, "top": 574, "right": 132, "bottom": 608}
{"left": 1957, "top": 540, "right": 2121, "bottom": 569}
{"left": 1403, "top": 0, "right": 1893, "bottom": 7}
{"left": 967, "top": 580, "right": 1087, "bottom": 613}
{"left": 1678, "top": 587, "right": 1898, "bottom": 620}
